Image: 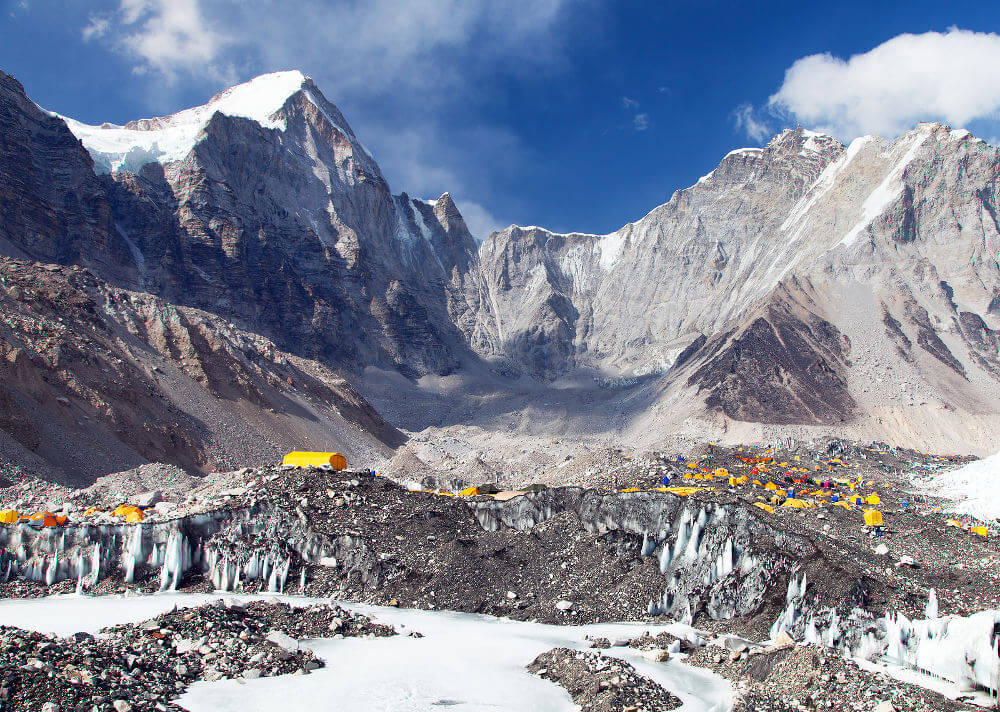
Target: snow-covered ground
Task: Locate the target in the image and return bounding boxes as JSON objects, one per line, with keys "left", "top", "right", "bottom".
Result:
{"left": 0, "top": 593, "right": 733, "bottom": 712}
{"left": 921, "top": 450, "right": 1000, "bottom": 521}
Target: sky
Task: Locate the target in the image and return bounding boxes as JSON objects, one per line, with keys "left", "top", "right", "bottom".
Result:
{"left": 3, "top": 1, "right": 1000, "bottom": 238}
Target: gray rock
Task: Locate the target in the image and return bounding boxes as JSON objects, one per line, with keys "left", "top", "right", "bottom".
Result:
{"left": 135, "top": 490, "right": 163, "bottom": 507}
{"left": 265, "top": 630, "right": 300, "bottom": 652}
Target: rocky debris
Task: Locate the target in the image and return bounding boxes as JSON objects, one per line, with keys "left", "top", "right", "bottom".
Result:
{"left": 2, "top": 441, "right": 996, "bottom": 633}
{"left": 687, "top": 640, "right": 980, "bottom": 712}
{"left": 0, "top": 599, "right": 394, "bottom": 712}
{"left": 105, "top": 598, "right": 396, "bottom": 642}
{"left": 527, "top": 647, "right": 681, "bottom": 711}
{"left": 620, "top": 631, "right": 693, "bottom": 656}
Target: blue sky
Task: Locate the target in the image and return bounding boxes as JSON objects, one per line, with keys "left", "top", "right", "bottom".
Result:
{"left": 3, "top": 1, "right": 1000, "bottom": 237}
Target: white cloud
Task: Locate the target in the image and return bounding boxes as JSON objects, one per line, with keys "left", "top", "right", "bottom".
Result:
{"left": 455, "top": 199, "right": 504, "bottom": 240}
{"left": 732, "top": 102, "right": 770, "bottom": 143}
{"left": 115, "top": 0, "right": 226, "bottom": 78}
{"left": 621, "top": 96, "right": 639, "bottom": 109}
{"left": 95, "top": 0, "right": 571, "bottom": 94}
{"left": 633, "top": 113, "right": 649, "bottom": 131}
{"left": 81, "top": 15, "right": 111, "bottom": 40}
{"left": 767, "top": 28, "right": 1000, "bottom": 139}
{"left": 75, "top": 0, "right": 582, "bottom": 233}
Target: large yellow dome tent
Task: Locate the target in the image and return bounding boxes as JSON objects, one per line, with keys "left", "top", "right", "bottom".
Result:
{"left": 282, "top": 452, "right": 348, "bottom": 470}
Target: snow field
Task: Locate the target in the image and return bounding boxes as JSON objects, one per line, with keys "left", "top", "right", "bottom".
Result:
{"left": 0, "top": 593, "right": 734, "bottom": 712}
{"left": 922, "top": 450, "right": 1000, "bottom": 521}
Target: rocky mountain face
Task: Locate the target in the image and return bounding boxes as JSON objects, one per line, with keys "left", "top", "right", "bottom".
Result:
{"left": 0, "top": 257, "right": 402, "bottom": 484}
{"left": 0, "top": 73, "right": 136, "bottom": 282}
{"left": 468, "top": 125, "right": 1000, "bottom": 446}
{"left": 2, "top": 70, "right": 483, "bottom": 378}
{"left": 1, "top": 67, "right": 999, "bottom": 465}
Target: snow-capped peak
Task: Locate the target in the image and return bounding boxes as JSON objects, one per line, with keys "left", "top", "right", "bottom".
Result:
{"left": 162, "top": 70, "right": 308, "bottom": 130}
{"left": 57, "top": 70, "right": 317, "bottom": 174}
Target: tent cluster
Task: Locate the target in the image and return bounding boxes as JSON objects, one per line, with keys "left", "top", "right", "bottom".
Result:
{"left": 0, "top": 503, "right": 153, "bottom": 528}
{"left": 0, "top": 510, "right": 68, "bottom": 527}
{"left": 424, "top": 483, "right": 549, "bottom": 499}
{"left": 944, "top": 518, "right": 990, "bottom": 538}
{"left": 633, "top": 450, "right": 898, "bottom": 529}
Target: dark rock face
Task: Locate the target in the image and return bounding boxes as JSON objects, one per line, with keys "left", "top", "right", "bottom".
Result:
{"left": 687, "top": 287, "right": 857, "bottom": 425}
{"left": 0, "top": 71, "right": 134, "bottom": 282}
{"left": 882, "top": 307, "right": 913, "bottom": 359}
{"left": 956, "top": 311, "right": 1000, "bottom": 375}
{"left": 904, "top": 301, "right": 967, "bottom": 378}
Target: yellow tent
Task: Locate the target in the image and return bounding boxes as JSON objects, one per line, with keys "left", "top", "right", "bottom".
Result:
{"left": 764, "top": 482, "right": 778, "bottom": 491}
{"left": 713, "top": 468, "right": 729, "bottom": 477}
{"left": 660, "top": 486, "right": 710, "bottom": 496}
{"left": 781, "top": 498, "right": 812, "bottom": 509}
{"left": 863, "top": 509, "right": 884, "bottom": 526}
{"left": 687, "top": 462, "right": 697, "bottom": 469}
{"left": 946, "top": 519, "right": 963, "bottom": 528}
{"left": 0, "top": 509, "right": 18, "bottom": 524}
{"left": 282, "top": 451, "right": 348, "bottom": 470}
{"left": 754, "top": 502, "right": 775, "bottom": 513}
{"left": 113, "top": 505, "right": 143, "bottom": 519}
{"left": 971, "top": 526, "right": 988, "bottom": 537}
{"left": 831, "top": 501, "right": 851, "bottom": 510}
{"left": 459, "top": 486, "right": 480, "bottom": 496}
{"left": 866, "top": 494, "right": 881, "bottom": 505}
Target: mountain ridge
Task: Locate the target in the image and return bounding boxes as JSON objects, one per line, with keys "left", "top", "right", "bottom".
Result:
{"left": 2, "top": 67, "right": 999, "bottom": 473}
